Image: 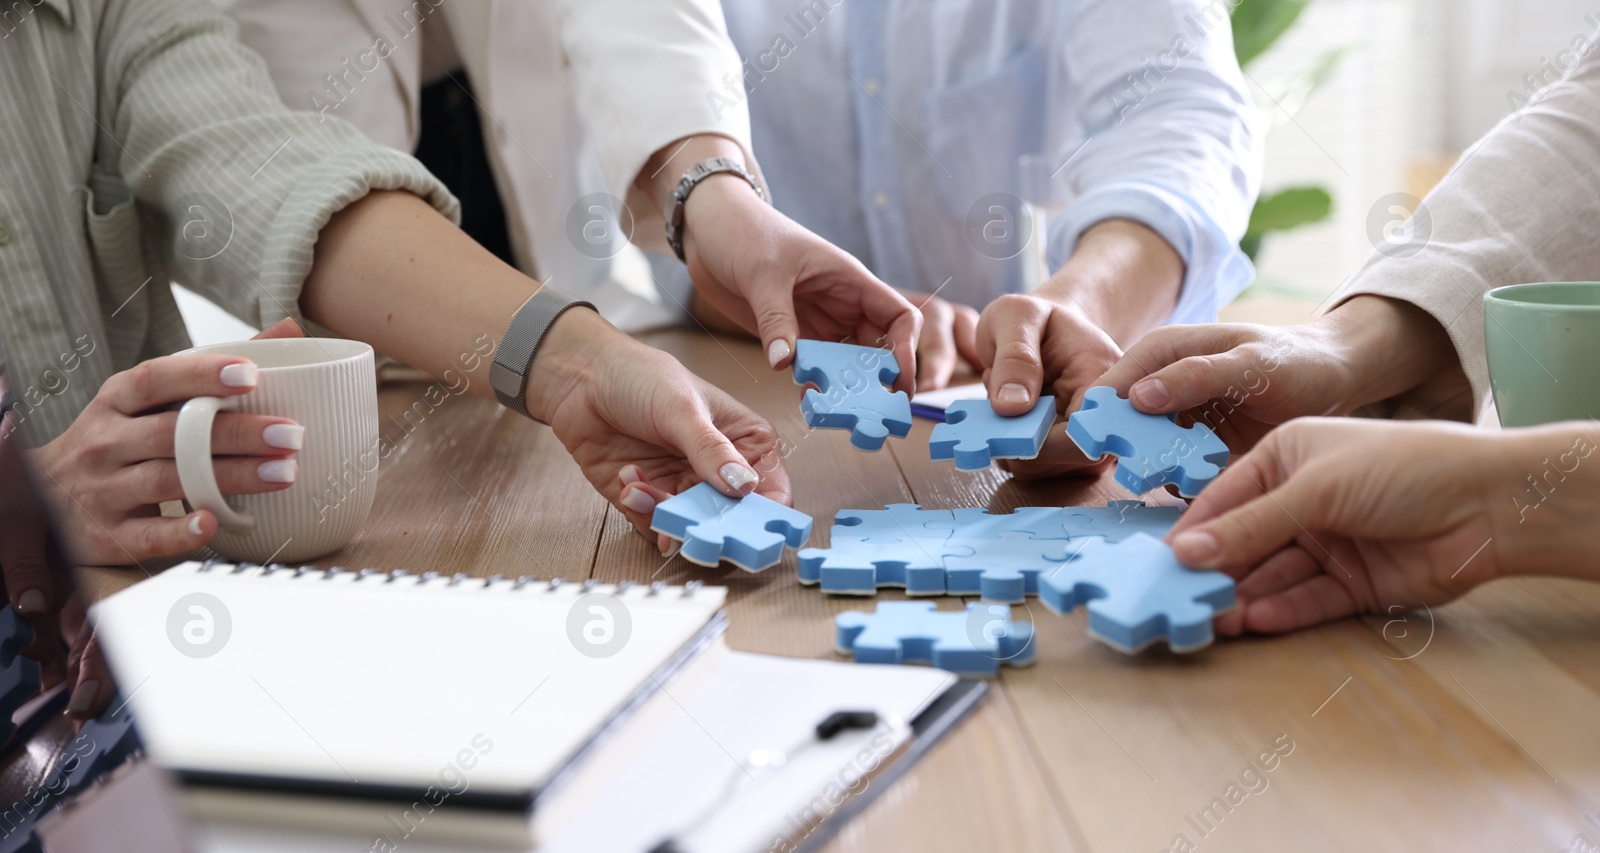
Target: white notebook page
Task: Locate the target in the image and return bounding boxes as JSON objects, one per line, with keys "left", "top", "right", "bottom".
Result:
{"left": 91, "top": 562, "right": 724, "bottom": 795}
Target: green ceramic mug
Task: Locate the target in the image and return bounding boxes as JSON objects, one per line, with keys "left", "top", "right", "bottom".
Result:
{"left": 1484, "top": 282, "right": 1600, "bottom": 427}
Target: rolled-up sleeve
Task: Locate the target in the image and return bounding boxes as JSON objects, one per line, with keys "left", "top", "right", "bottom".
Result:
{"left": 1332, "top": 42, "right": 1600, "bottom": 420}
{"left": 1049, "top": 0, "right": 1260, "bottom": 323}
{"left": 555, "top": 0, "right": 759, "bottom": 252}
{"left": 98, "top": 0, "right": 459, "bottom": 329}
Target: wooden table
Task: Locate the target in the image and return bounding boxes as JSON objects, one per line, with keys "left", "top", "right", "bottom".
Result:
{"left": 86, "top": 330, "right": 1600, "bottom": 852}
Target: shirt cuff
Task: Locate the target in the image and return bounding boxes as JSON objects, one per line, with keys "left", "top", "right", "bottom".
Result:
{"left": 254, "top": 147, "right": 460, "bottom": 332}
{"left": 1047, "top": 181, "right": 1253, "bottom": 324}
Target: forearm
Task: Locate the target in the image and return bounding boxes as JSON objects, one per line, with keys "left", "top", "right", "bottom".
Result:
{"left": 637, "top": 134, "right": 749, "bottom": 211}
{"left": 1484, "top": 423, "right": 1600, "bottom": 580}
{"left": 298, "top": 191, "right": 606, "bottom": 421}
{"left": 1036, "top": 219, "right": 1182, "bottom": 348}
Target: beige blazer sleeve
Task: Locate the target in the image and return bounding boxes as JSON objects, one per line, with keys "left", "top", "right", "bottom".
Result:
{"left": 1332, "top": 40, "right": 1600, "bottom": 422}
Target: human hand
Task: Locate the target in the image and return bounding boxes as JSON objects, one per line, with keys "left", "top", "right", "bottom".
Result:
{"left": 1098, "top": 295, "right": 1465, "bottom": 455}
{"left": 2, "top": 403, "right": 113, "bottom": 714}
{"left": 681, "top": 177, "right": 921, "bottom": 391}
{"left": 901, "top": 289, "right": 980, "bottom": 391}
{"left": 29, "top": 325, "right": 308, "bottom": 565}
{"left": 973, "top": 294, "right": 1122, "bottom": 479}
{"left": 526, "top": 310, "right": 790, "bottom": 549}
{"left": 1165, "top": 418, "right": 1527, "bottom": 635}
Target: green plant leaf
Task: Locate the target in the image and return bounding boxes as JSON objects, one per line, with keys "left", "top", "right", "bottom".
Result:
{"left": 1240, "top": 233, "right": 1264, "bottom": 261}
{"left": 1244, "top": 186, "right": 1333, "bottom": 243}
{"left": 1232, "top": 0, "right": 1310, "bottom": 68}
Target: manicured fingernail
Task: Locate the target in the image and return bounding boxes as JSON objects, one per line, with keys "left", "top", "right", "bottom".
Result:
{"left": 618, "top": 465, "right": 643, "bottom": 487}
{"left": 767, "top": 338, "right": 792, "bottom": 368}
{"left": 220, "top": 362, "right": 258, "bottom": 387}
{"left": 1173, "top": 530, "right": 1220, "bottom": 568}
{"left": 258, "top": 459, "right": 297, "bottom": 483}
{"left": 188, "top": 514, "right": 204, "bottom": 537}
{"left": 262, "top": 423, "right": 305, "bottom": 450}
{"left": 620, "top": 486, "right": 656, "bottom": 514}
{"left": 1132, "top": 378, "right": 1170, "bottom": 409}
{"left": 68, "top": 680, "right": 99, "bottom": 715}
{"left": 661, "top": 539, "right": 681, "bottom": 558}
{"left": 720, "top": 462, "right": 759, "bottom": 494}
{"left": 17, "top": 590, "right": 45, "bottom": 614}
{"left": 998, "top": 383, "right": 1030, "bottom": 405}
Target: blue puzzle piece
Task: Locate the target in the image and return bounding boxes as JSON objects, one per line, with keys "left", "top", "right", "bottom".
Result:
{"left": 1065, "top": 386, "right": 1230, "bottom": 497}
{"left": 1039, "top": 533, "right": 1235, "bottom": 653}
{"left": 0, "top": 702, "right": 141, "bottom": 853}
{"left": 791, "top": 340, "right": 913, "bottom": 451}
{"left": 0, "top": 606, "right": 30, "bottom": 663}
{"left": 1059, "top": 501, "right": 1184, "bottom": 542}
{"left": 806, "top": 503, "right": 1184, "bottom": 598}
{"left": 836, "top": 602, "right": 1034, "bottom": 676}
{"left": 939, "top": 536, "right": 1077, "bottom": 604}
{"left": 0, "top": 607, "right": 39, "bottom": 746}
{"left": 56, "top": 702, "right": 141, "bottom": 799}
{"left": 924, "top": 502, "right": 1182, "bottom": 544}
{"left": 652, "top": 482, "right": 813, "bottom": 572}
{"left": 831, "top": 504, "right": 955, "bottom": 543}
{"left": 799, "top": 538, "right": 976, "bottom": 595}
{"left": 928, "top": 506, "right": 1076, "bottom": 540}
{"left": 929, "top": 397, "right": 1055, "bottom": 471}
{"left": 0, "top": 821, "right": 40, "bottom": 853}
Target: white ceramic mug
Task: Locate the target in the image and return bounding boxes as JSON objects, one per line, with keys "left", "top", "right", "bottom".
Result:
{"left": 174, "top": 338, "right": 378, "bottom": 563}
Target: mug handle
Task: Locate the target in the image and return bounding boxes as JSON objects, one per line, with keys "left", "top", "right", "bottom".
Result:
{"left": 175, "top": 396, "right": 256, "bottom": 531}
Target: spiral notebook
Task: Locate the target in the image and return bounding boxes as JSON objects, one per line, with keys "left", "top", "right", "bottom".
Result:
{"left": 89, "top": 561, "right": 727, "bottom": 814}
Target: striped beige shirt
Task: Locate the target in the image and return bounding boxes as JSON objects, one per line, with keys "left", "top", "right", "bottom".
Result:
{"left": 0, "top": 0, "right": 458, "bottom": 445}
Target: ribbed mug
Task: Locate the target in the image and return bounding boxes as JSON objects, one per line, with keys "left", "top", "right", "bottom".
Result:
{"left": 174, "top": 338, "right": 378, "bottom": 563}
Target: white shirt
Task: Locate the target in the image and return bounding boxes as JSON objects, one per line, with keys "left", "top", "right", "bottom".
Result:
{"left": 654, "top": 0, "right": 1262, "bottom": 319}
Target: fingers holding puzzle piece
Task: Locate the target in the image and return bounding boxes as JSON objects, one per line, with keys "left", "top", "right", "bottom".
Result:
{"left": 1039, "top": 533, "right": 1236, "bottom": 654}
{"left": 1066, "top": 385, "right": 1229, "bottom": 497}
{"left": 651, "top": 482, "right": 813, "bottom": 572}
{"left": 930, "top": 396, "right": 1056, "bottom": 471}
{"left": 790, "top": 340, "right": 912, "bottom": 451}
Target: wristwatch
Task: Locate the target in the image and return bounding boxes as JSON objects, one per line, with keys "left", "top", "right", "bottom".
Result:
{"left": 490, "top": 286, "right": 595, "bottom": 423}
{"left": 663, "top": 156, "right": 765, "bottom": 262}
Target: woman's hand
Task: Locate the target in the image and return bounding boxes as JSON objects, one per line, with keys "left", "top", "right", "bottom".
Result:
{"left": 1097, "top": 321, "right": 1351, "bottom": 454}
{"left": 28, "top": 321, "right": 307, "bottom": 565}
{"left": 1097, "top": 295, "right": 1468, "bottom": 455}
{"left": 974, "top": 294, "right": 1123, "bottom": 479}
{"left": 682, "top": 176, "right": 921, "bottom": 391}
{"left": 4, "top": 393, "right": 120, "bottom": 717}
{"left": 1163, "top": 418, "right": 1599, "bottom": 635}
{"left": 526, "top": 310, "right": 790, "bottom": 549}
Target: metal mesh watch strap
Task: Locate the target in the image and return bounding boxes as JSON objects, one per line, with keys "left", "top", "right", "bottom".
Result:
{"left": 490, "top": 286, "right": 595, "bottom": 423}
{"left": 664, "top": 156, "right": 765, "bottom": 262}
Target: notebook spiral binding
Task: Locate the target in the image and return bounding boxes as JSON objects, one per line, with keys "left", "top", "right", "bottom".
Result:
{"left": 192, "top": 559, "right": 706, "bottom": 597}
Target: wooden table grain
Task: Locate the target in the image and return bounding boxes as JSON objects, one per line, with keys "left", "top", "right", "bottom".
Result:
{"left": 83, "top": 330, "right": 1600, "bottom": 853}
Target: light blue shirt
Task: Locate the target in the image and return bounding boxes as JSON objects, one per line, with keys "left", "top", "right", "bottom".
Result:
{"left": 661, "top": 0, "right": 1261, "bottom": 322}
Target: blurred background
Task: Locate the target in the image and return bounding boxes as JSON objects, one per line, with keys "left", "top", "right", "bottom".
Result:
{"left": 176, "top": 0, "right": 1599, "bottom": 339}
{"left": 1227, "top": 0, "right": 1597, "bottom": 321}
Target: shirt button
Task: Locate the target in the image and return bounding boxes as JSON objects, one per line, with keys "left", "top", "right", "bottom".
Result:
{"left": 872, "top": 191, "right": 890, "bottom": 209}
{"left": 862, "top": 77, "right": 882, "bottom": 95}
{"left": 0, "top": 223, "right": 11, "bottom": 245}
